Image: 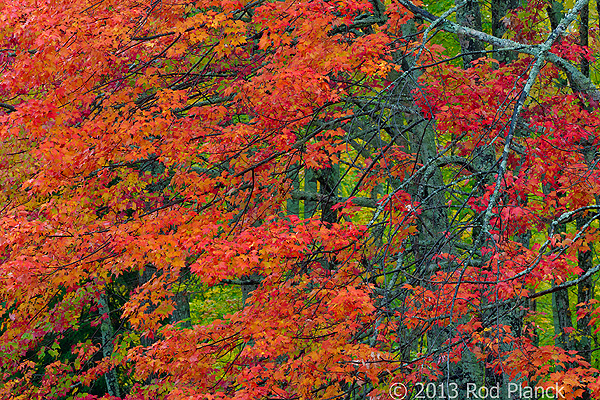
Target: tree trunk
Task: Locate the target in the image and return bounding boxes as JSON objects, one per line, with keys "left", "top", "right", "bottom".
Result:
{"left": 98, "top": 292, "right": 121, "bottom": 398}
{"left": 579, "top": 1, "right": 589, "bottom": 77}
{"left": 576, "top": 216, "right": 592, "bottom": 400}
{"left": 456, "top": 0, "right": 484, "bottom": 67}
{"left": 491, "top": 0, "right": 519, "bottom": 63}
{"left": 170, "top": 266, "right": 192, "bottom": 329}
{"left": 304, "top": 169, "right": 318, "bottom": 218}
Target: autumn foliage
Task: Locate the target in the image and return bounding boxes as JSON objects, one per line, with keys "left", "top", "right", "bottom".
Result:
{"left": 1, "top": 0, "right": 600, "bottom": 398}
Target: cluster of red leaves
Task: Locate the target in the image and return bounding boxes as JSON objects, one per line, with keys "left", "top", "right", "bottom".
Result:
{"left": 2, "top": 0, "right": 600, "bottom": 399}
{"left": 0, "top": 0, "right": 412, "bottom": 397}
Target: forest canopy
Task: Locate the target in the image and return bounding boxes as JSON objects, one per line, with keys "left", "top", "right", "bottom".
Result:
{"left": 1, "top": 0, "right": 600, "bottom": 399}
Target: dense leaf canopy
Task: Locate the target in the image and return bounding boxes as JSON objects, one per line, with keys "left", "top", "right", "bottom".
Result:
{"left": 1, "top": 0, "right": 600, "bottom": 399}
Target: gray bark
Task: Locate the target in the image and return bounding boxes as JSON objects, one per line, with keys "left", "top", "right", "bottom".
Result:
{"left": 552, "top": 280, "right": 574, "bottom": 352}
{"left": 98, "top": 292, "right": 121, "bottom": 398}
{"left": 170, "top": 267, "right": 192, "bottom": 329}
{"left": 286, "top": 164, "right": 300, "bottom": 216}
{"left": 304, "top": 169, "right": 318, "bottom": 218}
{"left": 456, "top": 0, "right": 484, "bottom": 67}
{"left": 579, "top": 1, "right": 589, "bottom": 77}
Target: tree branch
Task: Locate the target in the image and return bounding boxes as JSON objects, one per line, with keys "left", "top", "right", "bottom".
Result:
{"left": 396, "top": 0, "right": 600, "bottom": 102}
{"left": 0, "top": 102, "right": 16, "bottom": 113}
{"left": 290, "top": 190, "right": 379, "bottom": 208}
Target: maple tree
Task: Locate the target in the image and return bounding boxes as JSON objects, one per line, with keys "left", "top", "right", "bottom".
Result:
{"left": 1, "top": 0, "right": 600, "bottom": 398}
